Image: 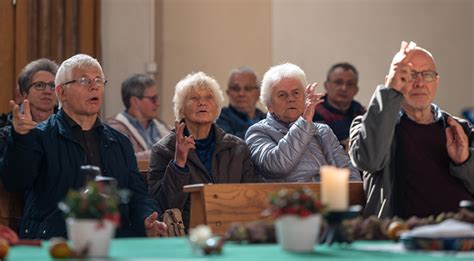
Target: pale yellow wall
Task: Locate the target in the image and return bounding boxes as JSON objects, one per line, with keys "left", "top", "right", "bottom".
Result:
{"left": 159, "top": 0, "right": 272, "bottom": 124}
{"left": 273, "top": 0, "right": 473, "bottom": 116}
{"left": 101, "top": 0, "right": 157, "bottom": 119}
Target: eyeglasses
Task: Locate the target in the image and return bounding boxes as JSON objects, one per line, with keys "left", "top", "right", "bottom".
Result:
{"left": 330, "top": 79, "right": 357, "bottom": 88}
{"left": 29, "top": 81, "right": 55, "bottom": 91}
{"left": 228, "top": 85, "right": 259, "bottom": 93}
{"left": 410, "top": 70, "right": 438, "bottom": 82}
{"left": 141, "top": 95, "right": 159, "bottom": 103}
{"left": 62, "top": 76, "right": 108, "bottom": 87}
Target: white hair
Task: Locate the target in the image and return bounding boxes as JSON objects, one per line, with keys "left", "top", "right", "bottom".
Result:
{"left": 55, "top": 54, "right": 104, "bottom": 108}
{"left": 172, "top": 71, "right": 224, "bottom": 121}
{"left": 260, "top": 63, "right": 307, "bottom": 109}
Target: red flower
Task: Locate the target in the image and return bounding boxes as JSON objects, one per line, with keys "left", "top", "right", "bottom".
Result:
{"left": 268, "top": 187, "right": 323, "bottom": 219}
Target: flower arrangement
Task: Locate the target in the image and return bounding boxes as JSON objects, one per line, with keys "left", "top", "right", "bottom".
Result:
{"left": 58, "top": 180, "right": 121, "bottom": 225}
{"left": 268, "top": 187, "right": 324, "bottom": 218}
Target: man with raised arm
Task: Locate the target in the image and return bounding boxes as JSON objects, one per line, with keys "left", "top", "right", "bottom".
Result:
{"left": 1, "top": 54, "right": 167, "bottom": 239}
{"left": 350, "top": 41, "right": 474, "bottom": 219}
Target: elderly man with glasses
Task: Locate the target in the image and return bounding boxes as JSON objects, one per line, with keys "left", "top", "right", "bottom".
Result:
{"left": 108, "top": 74, "right": 170, "bottom": 160}
{"left": 216, "top": 67, "right": 266, "bottom": 139}
{"left": 1, "top": 54, "right": 167, "bottom": 239}
{"left": 350, "top": 41, "right": 474, "bottom": 220}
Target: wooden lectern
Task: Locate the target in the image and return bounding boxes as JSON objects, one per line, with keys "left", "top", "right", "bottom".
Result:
{"left": 183, "top": 182, "right": 365, "bottom": 235}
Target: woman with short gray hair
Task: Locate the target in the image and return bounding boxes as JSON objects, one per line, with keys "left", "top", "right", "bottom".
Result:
{"left": 246, "top": 63, "right": 361, "bottom": 182}
{"left": 148, "top": 71, "right": 258, "bottom": 229}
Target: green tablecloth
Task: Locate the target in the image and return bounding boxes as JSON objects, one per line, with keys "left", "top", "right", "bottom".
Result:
{"left": 6, "top": 238, "right": 473, "bottom": 260}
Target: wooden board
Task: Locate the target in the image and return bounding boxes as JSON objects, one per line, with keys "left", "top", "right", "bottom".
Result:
{"left": 183, "top": 182, "right": 365, "bottom": 235}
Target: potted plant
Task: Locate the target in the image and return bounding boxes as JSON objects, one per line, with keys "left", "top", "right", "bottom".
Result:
{"left": 59, "top": 178, "right": 120, "bottom": 257}
{"left": 268, "top": 187, "right": 324, "bottom": 252}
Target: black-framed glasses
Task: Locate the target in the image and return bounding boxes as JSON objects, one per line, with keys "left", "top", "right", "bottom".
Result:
{"left": 228, "top": 85, "right": 259, "bottom": 92}
{"left": 410, "top": 70, "right": 438, "bottom": 82}
{"left": 140, "top": 95, "right": 159, "bottom": 103}
{"left": 29, "top": 81, "right": 55, "bottom": 91}
{"left": 62, "top": 76, "right": 108, "bottom": 87}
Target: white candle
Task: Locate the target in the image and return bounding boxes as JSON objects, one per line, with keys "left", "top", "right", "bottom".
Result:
{"left": 321, "top": 166, "right": 349, "bottom": 211}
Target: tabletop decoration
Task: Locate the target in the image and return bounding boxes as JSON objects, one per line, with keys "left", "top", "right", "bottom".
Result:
{"left": 320, "top": 166, "right": 350, "bottom": 211}
{"left": 58, "top": 173, "right": 120, "bottom": 258}
{"left": 226, "top": 221, "right": 276, "bottom": 243}
{"left": 319, "top": 205, "right": 362, "bottom": 245}
{"left": 188, "top": 225, "right": 225, "bottom": 255}
{"left": 400, "top": 219, "right": 474, "bottom": 251}
{"left": 268, "top": 187, "right": 324, "bottom": 252}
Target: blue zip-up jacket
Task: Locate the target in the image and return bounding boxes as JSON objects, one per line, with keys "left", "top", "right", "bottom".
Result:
{"left": 1, "top": 109, "right": 157, "bottom": 239}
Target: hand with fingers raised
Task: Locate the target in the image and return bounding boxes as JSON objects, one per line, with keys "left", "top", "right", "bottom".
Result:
{"left": 302, "top": 83, "right": 325, "bottom": 122}
{"left": 385, "top": 41, "right": 417, "bottom": 95}
{"left": 174, "top": 121, "right": 196, "bottom": 168}
{"left": 9, "top": 100, "right": 37, "bottom": 135}
{"left": 445, "top": 117, "right": 470, "bottom": 165}
{"left": 144, "top": 212, "right": 168, "bottom": 237}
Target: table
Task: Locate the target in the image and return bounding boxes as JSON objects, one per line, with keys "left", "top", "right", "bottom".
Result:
{"left": 6, "top": 238, "right": 473, "bottom": 260}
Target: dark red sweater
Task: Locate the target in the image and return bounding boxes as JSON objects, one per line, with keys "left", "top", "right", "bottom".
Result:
{"left": 395, "top": 115, "right": 474, "bottom": 218}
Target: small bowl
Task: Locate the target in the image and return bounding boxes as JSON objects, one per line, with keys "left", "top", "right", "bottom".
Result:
{"left": 400, "top": 235, "right": 474, "bottom": 251}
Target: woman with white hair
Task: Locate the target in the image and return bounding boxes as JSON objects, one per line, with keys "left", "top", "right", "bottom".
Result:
{"left": 148, "top": 71, "right": 258, "bottom": 228}
{"left": 245, "top": 63, "right": 361, "bottom": 182}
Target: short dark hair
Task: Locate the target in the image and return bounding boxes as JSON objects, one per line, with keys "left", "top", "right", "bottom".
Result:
{"left": 326, "top": 62, "right": 359, "bottom": 83}
{"left": 121, "top": 74, "right": 155, "bottom": 109}
{"left": 18, "top": 58, "right": 58, "bottom": 95}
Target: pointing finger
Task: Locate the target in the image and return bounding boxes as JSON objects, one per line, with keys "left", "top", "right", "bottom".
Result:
{"left": 23, "top": 99, "right": 32, "bottom": 120}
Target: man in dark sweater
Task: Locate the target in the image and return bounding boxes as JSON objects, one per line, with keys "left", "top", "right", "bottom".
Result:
{"left": 313, "top": 63, "right": 365, "bottom": 151}
{"left": 216, "top": 67, "right": 265, "bottom": 139}
{"left": 350, "top": 41, "right": 474, "bottom": 219}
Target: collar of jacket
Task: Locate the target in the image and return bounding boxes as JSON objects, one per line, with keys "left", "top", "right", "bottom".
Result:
{"left": 56, "top": 109, "right": 117, "bottom": 146}
{"left": 265, "top": 112, "right": 300, "bottom": 134}
{"left": 398, "top": 103, "right": 443, "bottom": 124}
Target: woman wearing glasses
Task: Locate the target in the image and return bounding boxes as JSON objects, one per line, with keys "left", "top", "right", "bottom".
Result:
{"left": 148, "top": 72, "right": 259, "bottom": 229}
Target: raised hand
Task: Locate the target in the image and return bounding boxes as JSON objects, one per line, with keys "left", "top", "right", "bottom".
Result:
{"left": 144, "top": 212, "right": 168, "bottom": 237}
{"left": 445, "top": 117, "right": 469, "bottom": 165}
{"left": 174, "top": 121, "right": 196, "bottom": 168}
{"left": 302, "top": 83, "right": 324, "bottom": 122}
{"left": 385, "top": 41, "right": 417, "bottom": 94}
{"left": 10, "top": 100, "right": 37, "bottom": 135}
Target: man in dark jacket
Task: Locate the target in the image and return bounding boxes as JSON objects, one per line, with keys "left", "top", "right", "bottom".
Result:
{"left": 216, "top": 67, "right": 265, "bottom": 139}
{"left": 1, "top": 54, "right": 167, "bottom": 239}
{"left": 350, "top": 41, "right": 474, "bottom": 219}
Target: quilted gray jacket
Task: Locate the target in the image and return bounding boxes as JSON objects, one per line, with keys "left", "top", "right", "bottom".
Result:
{"left": 245, "top": 113, "right": 361, "bottom": 182}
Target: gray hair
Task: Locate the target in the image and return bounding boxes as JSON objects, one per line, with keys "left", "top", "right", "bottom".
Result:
{"left": 18, "top": 58, "right": 58, "bottom": 95}
{"left": 260, "top": 63, "right": 307, "bottom": 109}
{"left": 55, "top": 54, "right": 104, "bottom": 108}
{"left": 173, "top": 72, "right": 224, "bottom": 121}
{"left": 227, "top": 66, "right": 258, "bottom": 88}
{"left": 121, "top": 74, "right": 156, "bottom": 109}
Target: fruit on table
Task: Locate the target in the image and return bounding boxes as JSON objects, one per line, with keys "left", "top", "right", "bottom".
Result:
{"left": 0, "top": 239, "right": 9, "bottom": 259}
{"left": 49, "top": 238, "right": 74, "bottom": 259}
{"left": 386, "top": 221, "right": 408, "bottom": 240}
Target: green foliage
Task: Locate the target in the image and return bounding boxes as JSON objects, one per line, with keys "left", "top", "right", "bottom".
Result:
{"left": 59, "top": 181, "right": 120, "bottom": 224}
